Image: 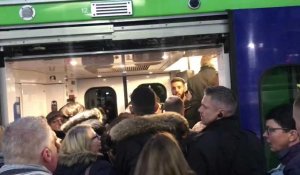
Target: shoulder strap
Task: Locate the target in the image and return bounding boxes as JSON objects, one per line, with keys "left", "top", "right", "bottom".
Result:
{"left": 84, "top": 165, "right": 92, "bottom": 175}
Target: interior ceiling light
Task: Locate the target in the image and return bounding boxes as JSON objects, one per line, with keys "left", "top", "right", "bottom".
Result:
{"left": 70, "top": 59, "right": 77, "bottom": 66}
{"left": 162, "top": 52, "right": 169, "bottom": 60}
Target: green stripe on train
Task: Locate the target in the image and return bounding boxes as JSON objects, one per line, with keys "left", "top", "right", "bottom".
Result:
{"left": 0, "top": 0, "right": 299, "bottom": 26}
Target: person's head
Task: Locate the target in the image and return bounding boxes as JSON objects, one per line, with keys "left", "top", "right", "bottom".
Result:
{"left": 61, "top": 108, "right": 103, "bottom": 133}
{"left": 198, "top": 86, "right": 237, "bottom": 125}
{"left": 2, "top": 117, "right": 59, "bottom": 172}
{"left": 130, "top": 86, "right": 157, "bottom": 115}
{"left": 263, "top": 104, "right": 299, "bottom": 152}
{"left": 293, "top": 94, "right": 300, "bottom": 134}
{"left": 164, "top": 96, "right": 184, "bottom": 115}
{"left": 59, "top": 102, "right": 85, "bottom": 118}
{"left": 46, "top": 111, "right": 65, "bottom": 131}
{"left": 61, "top": 125, "right": 101, "bottom": 156}
{"left": 134, "top": 132, "right": 194, "bottom": 175}
{"left": 170, "top": 77, "right": 186, "bottom": 100}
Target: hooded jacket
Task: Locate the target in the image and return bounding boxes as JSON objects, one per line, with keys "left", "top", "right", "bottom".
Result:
{"left": 109, "top": 112, "right": 189, "bottom": 175}
{"left": 61, "top": 108, "right": 103, "bottom": 133}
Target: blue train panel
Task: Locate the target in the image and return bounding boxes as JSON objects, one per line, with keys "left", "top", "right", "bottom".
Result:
{"left": 231, "top": 6, "right": 300, "bottom": 136}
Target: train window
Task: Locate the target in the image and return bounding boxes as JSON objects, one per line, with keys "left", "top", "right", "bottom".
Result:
{"left": 138, "top": 83, "right": 167, "bottom": 103}
{"left": 260, "top": 65, "right": 300, "bottom": 169}
{"left": 84, "top": 87, "right": 118, "bottom": 124}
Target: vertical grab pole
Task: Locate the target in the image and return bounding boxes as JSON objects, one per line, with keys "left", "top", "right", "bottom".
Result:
{"left": 122, "top": 55, "right": 128, "bottom": 109}
{"left": 0, "top": 47, "right": 9, "bottom": 125}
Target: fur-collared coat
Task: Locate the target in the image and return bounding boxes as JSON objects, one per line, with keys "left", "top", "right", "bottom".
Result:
{"left": 54, "top": 152, "right": 115, "bottom": 175}
{"left": 61, "top": 108, "right": 103, "bottom": 133}
{"left": 109, "top": 112, "right": 189, "bottom": 175}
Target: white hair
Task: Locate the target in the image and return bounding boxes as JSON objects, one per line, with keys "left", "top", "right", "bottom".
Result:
{"left": 3, "top": 117, "right": 53, "bottom": 164}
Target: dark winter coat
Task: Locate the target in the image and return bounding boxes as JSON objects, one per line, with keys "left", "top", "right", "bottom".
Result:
{"left": 186, "top": 116, "right": 265, "bottom": 175}
{"left": 187, "top": 66, "right": 218, "bottom": 127}
{"left": 280, "top": 143, "right": 300, "bottom": 175}
{"left": 61, "top": 108, "right": 103, "bottom": 133}
{"left": 109, "top": 112, "right": 189, "bottom": 175}
{"left": 54, "top": 152, "right": 115, "bottom": 175}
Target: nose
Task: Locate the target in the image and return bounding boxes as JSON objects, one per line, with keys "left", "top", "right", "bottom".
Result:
{"left": 198, "top": 106, "right": 202, "bottom": 113}
{"left": 263, "top": 130, "right": 268, "bottom": 138}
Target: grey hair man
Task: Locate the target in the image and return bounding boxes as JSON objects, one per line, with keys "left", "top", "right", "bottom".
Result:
{"left": 186, "top": 86, "right": 265, "bottom": 175}
{"left": 0, "top": 117, "right": 59, "bottom": 175}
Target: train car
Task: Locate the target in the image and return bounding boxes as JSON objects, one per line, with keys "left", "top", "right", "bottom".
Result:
{"left": 0, "top": 0, "right": 300, "bottom": 168}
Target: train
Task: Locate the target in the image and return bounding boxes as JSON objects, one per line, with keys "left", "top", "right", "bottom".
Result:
{"left": 0, "top": 0, "right": 300, "bottom": 168}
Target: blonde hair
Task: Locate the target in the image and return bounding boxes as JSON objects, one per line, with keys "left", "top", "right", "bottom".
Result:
{"left": 60, "top": 102, "right": 85, "bottom": 118}
{"left": 59, "top": 125, "right": 97, "bottom": 166}
{"left": 3, "top": 117, "right": 53, "bottom": 164}
{"left": 134, "top": 132, "right": 195, "bottom": 175}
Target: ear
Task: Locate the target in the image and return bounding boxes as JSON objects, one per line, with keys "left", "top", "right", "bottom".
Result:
{"left": 216, "top": 109, "right": 225, "bottom": 119}
{"left": 41, "top": 147, "right": 52, "bottom": 163}
{"left": 129, "top": 105, "right": 134, "bottom": 114}
{"left": 288, "top": 130, "right": 299, "bottom": 142}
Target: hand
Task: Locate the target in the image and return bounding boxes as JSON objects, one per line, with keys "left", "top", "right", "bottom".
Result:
{"left": 191, "top": 121, "right": 206, "bottom": 132}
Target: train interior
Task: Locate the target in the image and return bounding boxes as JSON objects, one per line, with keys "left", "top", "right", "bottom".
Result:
{"left": 3, "top": 34, "right": 231, "bottom": 123}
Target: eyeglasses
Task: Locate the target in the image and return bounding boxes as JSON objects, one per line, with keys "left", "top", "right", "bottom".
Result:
{"left": 265, "top": 127, "right": 290, "bottom": 135}
{"left": 91, "top": 134, "right": 101, "bottom": 140}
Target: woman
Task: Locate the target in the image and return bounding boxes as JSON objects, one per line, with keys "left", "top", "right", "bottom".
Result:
{"left": 54, "top": 125, "right": 114, "bottom": 175}
{"left": 134, "top": 132, "right": 195, "bottom": 175}
{"left": 263, "top": 104, "right": 300, "bottom": 175}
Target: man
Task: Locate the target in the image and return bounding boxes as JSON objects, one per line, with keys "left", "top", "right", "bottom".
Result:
{"left": 46, "top": 111, "right": 66, "bottom": 139}
{"left": 187, "top": 55, "right": 219, "bottom": 128}
{"left": 186, "top": 86, "right": 265, "bottom": 175}
{"left": 111, "top": 86, "right": 189, "bottom": 175}
{"left": 264, "top": 104, "right": 300, "bottom": 175}
{"left": 0, "top": 117, "right": 59, "bottom": 175}
{"left": 171, "top": 77, "right": 188, "bottom": 101}
{"left": 129, "top": 86, "right": 158, "bottom": 116}
{"left": 164, "top": 96, "right": 184, "bottom": 115}
{"left": 170, "top": 77, "right": 193, "bottom": 126}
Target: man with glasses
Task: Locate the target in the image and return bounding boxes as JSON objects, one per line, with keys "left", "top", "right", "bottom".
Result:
{"left": 46, "top": 111, "right": 66, "bottom": 139}
{"left": 264, "top": 104, "right": 300, "bottom": 175}
{"left": 0, "top": 117, "right": 59, "bottom": 175}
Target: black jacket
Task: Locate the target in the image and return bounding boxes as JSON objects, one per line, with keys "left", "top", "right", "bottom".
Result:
{"left": 280, "top": 143, "right": 300, "bottom": 175}
{"left": 187, "top": 66, "right": 218, "bottom": 127}
{"left": 109, "top": 112, "right": 189, "bottom": 175}
{"left": 54, "top": 153, "right": 115, "bottom": 175}
{"left": 186, "top": 117, "right": 265, "bottom": 175}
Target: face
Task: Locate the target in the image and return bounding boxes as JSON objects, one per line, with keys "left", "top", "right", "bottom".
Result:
{"left": 263, "top": 119, "right": 292, "bottom": 152}
{"left": 171, "top": 81, "right": 185, "bottom": 99}
{"left": 293, "top": 105, "right": 300, "bottom": 134}
{"left": 88, "top": 129, "right": 101, "bottom": 153}
{"left": 49, "top": 117, "right": 64, "bottom": 131}
{"left": 198, "top": 95, "right": 220, "bottom": 125}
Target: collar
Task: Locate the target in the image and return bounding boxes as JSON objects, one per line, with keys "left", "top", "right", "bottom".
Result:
{"left": 203, "top": 116, "right": 239, "bottom": 132}
{"left": 278, "top": 142, "right": 300, "bottom": 165}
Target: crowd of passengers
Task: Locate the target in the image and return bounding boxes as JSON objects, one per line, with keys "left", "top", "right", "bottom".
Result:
{"left": 0, "top": 58, "right": 299, "bottom": 175}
